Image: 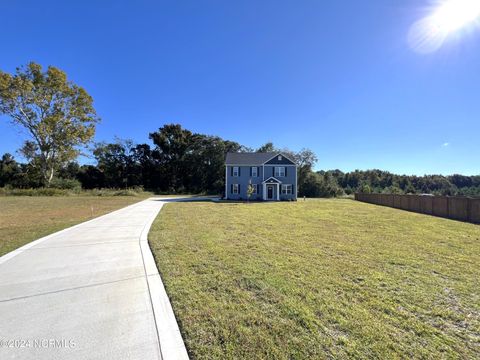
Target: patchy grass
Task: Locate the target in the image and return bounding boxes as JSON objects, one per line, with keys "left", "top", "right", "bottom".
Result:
{"left": 0, "top": 195, "right": 148, "bottom": 257}
{"left": 149, "top": 199, "right": 480, "bottom": 359}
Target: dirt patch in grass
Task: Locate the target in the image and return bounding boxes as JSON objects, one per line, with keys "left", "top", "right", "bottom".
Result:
{"left": 149, "top": 199, "right": 480, "bottom": 359}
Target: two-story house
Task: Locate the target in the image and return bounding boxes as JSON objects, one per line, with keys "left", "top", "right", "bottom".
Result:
{"left": 225, "top": 152, "right": 297, "bottom": 201}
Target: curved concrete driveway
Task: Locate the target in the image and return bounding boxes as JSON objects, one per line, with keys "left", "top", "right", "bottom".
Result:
{"left": 0, "top": 198, "right": 188, "bottom": 360}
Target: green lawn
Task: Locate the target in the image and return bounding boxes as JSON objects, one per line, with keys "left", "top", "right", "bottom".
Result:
{"left": 0, "top": 195, "right": 147, "bottom": 257}
{"left": 149, "top": 199, "right": 480, "bottom": 359}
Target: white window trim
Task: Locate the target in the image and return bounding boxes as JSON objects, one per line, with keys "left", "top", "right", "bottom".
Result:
{"left": 232, "top": 184, "right": 239, "bottom": 194}
{"left": 251, "top": 166, "right": 258, "bottom": 177}
{"left": 275, "top": 166, "right": 286, "bottom": 177}
{"left": 251, "top": 184, "right": 258, "bottom": 194}
{"left": 233, "top": 166, "right": 239, "bottom": 177}
{"left": 282, "top": 184, "right": 292, "bottom": 194}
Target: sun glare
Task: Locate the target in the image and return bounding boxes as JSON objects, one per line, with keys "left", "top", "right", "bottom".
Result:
{"left": 408, "top": 0, "right": 480, "bottom": 53}
{"left": 433, "top": 0, "right": 480, "bottom": 31}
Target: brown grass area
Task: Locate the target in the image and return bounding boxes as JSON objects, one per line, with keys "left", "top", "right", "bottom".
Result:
{"left": 0, "top": 196, "right": 146, "bottom": 256}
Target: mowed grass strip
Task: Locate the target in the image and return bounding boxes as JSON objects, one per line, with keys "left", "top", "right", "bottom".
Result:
{"left": 149, "top": 199, "right": 480, "bottom": 359}
{"left": 0, "top": 196, "right": 146, "bottom": 256}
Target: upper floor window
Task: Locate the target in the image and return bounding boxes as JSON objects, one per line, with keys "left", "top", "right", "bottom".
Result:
{"left": 251, "top": 166, "right": 258, "bottom": 177}
{"left": 282, "top": 184, "right": 292, "bottom": 194}
{"left": 278, "top": 155, "right": 282, "bottom": 161}
{"left": 275, "top": 166, "right": 286, "bottom": 177}
{"left": 232, "top": 166, "right": 239, "bottom": 177}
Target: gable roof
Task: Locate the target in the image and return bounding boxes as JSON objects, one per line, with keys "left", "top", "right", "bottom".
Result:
{"left": 262, "top": 176, "right": 282, "bottom": 184}
{"left": 225, "top": 152, "right": 295, "bottom": 165}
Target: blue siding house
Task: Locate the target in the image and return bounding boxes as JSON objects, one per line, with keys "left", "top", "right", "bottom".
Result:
{"left": 225, "top": 152, "right": 297, "bottom": 201}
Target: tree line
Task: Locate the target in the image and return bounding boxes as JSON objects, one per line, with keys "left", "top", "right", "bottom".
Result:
{"left": 1, "top": 62, "right": 479, "bottom": 197}
{"left": 0, "top": 124, "right": 317, "bottom": 195}
{"left": 306, "top": 170, "right": 480, "bottom": 197}
{"left": 1, "top": 126, "right": 479, "bottom": 197}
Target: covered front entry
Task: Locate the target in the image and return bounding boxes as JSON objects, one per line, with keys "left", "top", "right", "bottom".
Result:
{"left": 262, "top": 177, "right": 281, "bottom": 201}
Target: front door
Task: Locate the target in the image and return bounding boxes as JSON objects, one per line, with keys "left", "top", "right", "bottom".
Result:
{"left": 267, "top": 185, "right": 274, "bottom": 200}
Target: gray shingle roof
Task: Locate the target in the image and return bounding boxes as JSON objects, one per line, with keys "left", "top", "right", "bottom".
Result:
{"left": 225, "top": 152, "right": 281, "bottom": 165}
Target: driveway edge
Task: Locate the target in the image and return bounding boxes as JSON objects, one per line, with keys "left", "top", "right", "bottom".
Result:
{"left": 0, "top": 198, "right": 146, "bottom": 266}
{"left": 139, "top": 199, "right": 189, "bottom": 360}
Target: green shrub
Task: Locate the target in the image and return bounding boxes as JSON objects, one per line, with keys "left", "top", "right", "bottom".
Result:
{"left": 49, "top": 178, "right": 82, "bottom": 190}
{"left": 0, "top": 187, "right": 153, "bottom": 197}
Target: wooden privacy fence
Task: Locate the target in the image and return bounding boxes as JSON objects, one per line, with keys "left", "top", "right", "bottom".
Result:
{"left": 355, "top": 193, "right": 480, "bottom": 224}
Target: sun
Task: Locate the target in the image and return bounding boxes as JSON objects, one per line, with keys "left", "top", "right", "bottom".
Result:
{"left": 408, "top": 0, "right": 480, "bottom": 53}
{"left": 431, "top": 0, "right": 480, "bottom": 32}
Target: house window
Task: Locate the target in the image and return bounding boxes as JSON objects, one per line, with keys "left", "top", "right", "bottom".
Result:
{"left": 251, "top": 166, "right": 258, "bottom": 177}
{"left": 282, "top": 184, "right": 292, "bottom": 194}
{"left": 250, "top": 184, "right": 258, "bottom": 194}
{"left": 275, "top": 166, "right": 285, "bottom": 177}
{"left": 232, "top": 166, "right": 239, "bottom": 177}
{"left": 232, "top": 184, "right": 239, "bottom": 194}
{"left": 278, "top": 155, "right": 282, "bottom": 160}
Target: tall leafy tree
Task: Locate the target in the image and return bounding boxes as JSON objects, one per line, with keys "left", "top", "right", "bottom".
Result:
{"left": 291, "top": 148, "right": 317, "bottom": 194}
{"left": 93, "top": 139, "right": 141, "bottom": 188}
{"left": 0, "top": 153, "right": 21, "bottom": 187}
{"left": 77, "top": 165, "right": 105, "bottom": 189}
{"left": 256, "top": 142, "right": 276, "bottom": 153}
{"left": 149, "top": 124, "right": 243, "bottom": 193}
{"left": 149, "top": 124, "right": 193, "bottom": 192}
{"left": 0, "top": 62, "right": 99, "bottom": 186}
{"left": 131, "top": 143, "right": 161, "bottom": 190}
{"left": 185, "top": 135, "right": 243, "bottom": 193}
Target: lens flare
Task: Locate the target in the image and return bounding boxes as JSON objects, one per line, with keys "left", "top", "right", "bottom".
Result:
{"left": 408, "top": 0, "right": 480, "bottom": 53}
{"left": 433, "top": 0, "right": 480, "bottom": 31}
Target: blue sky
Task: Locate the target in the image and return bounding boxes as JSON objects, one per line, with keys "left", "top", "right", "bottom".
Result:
{"left": 1, "top": 0, "right": 479, "bottom": 175}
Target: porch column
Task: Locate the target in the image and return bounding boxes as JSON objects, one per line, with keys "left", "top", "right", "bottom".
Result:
{"left": 277, "top": 183, "right": 280, "bottom": 200}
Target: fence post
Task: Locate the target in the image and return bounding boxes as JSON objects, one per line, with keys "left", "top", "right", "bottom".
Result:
{"left": 467, "top": 197, "right": 471, "bottom": 222}
{"left": 446, "top": 196, "right": 450, "bottom": 218}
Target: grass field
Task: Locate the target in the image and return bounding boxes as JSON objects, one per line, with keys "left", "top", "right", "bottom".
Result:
{"left": 149, "top": 199, "right": 480, "bottom": 359}
{"left": 0, "top": 195, "right": 147, "bottom": 257}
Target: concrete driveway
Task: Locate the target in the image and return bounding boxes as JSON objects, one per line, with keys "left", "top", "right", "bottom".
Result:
{"left": 0, "top": 198, "right": 189, "bottom": 360}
